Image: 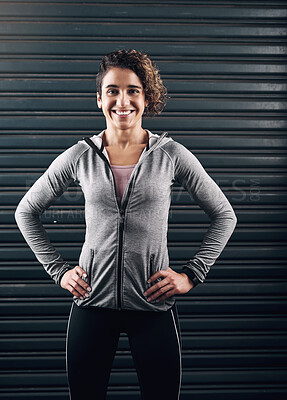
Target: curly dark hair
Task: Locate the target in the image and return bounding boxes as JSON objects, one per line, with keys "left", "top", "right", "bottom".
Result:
{"left": 96, "top": 49, "right": 169, "bottom": 117}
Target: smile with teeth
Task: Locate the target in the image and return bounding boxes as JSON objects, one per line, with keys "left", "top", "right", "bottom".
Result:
{"left": 112, "top": 110, "right": 134, "bottom": 116}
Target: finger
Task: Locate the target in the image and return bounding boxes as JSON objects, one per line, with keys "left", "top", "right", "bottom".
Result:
{"left": 69, "top": 278, "right": 91, "bottom": 299}
{"left": 145, "top": 277, "right": 169, "bottom": 296}
{"left": 73, "top": 267, "right": 91, "bottom": 289}
{"left": 73, "top": 272, "right": 88, "bottom": 288}
{"left": 74, "top": 265, "right": 87, "bottom": 279}
{"left": 75, "top": 282, "right": 90, "bottom": 298}
{"left": 148, "top": 270, "right": 167, "bottom": 284}
{"left": 66, "top": 283, "right": 85, "bottom": 299}
{"left": 155, "top": 288, "right": 175, "bottom": 303}
{"left": 72, "top": 274, "right": 91, "bottom": 295}
{"left": 146, "top": 284, "right": 173, "bottom": 302}
{"left": 143, "top": 283, "right": 159, "bottom": 297}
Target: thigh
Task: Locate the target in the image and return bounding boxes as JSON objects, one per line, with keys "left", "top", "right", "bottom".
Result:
{"left": 127, "top": 302, "right": 182, "bottom": 400}
{"left": 66, "top": 302, "right": 120, "bottom": 400}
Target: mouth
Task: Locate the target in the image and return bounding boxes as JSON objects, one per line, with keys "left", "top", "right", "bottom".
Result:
{"left": 112, "top": 110, "right": 135, "bottom": 118}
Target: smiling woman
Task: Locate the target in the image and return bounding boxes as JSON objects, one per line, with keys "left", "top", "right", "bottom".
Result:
{"left": 96, "top": 48, "right": 168, "bottom": 118}
{"left": 93, "top": 50, "right": 170, "bottom": 165}
{"left": 97, "top": 67, "right": 147, "bottom": 140}
{"left": 14, "top": 48, "right": 237, "bottom": 400}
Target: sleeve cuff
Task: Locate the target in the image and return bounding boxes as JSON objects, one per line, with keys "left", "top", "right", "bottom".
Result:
{"left": 182, "top": 267, "right": 201, "bottom": 287}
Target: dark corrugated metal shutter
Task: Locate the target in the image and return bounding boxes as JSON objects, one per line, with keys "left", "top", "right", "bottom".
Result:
{"left": 1, "top": 1, "right": 286, "bottom": 399}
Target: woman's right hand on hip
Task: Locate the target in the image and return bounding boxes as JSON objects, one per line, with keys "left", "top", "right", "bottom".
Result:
{"left": 60, "top": 266, "right": 91, "bottom": 300}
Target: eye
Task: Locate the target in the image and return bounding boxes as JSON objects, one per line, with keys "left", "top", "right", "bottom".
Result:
{"left": 106, "top": 88, "right": 140, "bottom": 95}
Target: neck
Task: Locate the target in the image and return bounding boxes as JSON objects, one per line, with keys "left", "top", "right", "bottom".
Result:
{"left": 103, "top": 128, "right": 148, "bottom": 148}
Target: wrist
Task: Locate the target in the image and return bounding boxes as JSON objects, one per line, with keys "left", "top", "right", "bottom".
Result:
{"left": 181, "top": 267, "right": 201, "bottom": 288}
{"left": 181, "top": 272, "right": 195, "bottom": 289}
{"left": 57, "top": 265, "right": 71, "bottom": 286}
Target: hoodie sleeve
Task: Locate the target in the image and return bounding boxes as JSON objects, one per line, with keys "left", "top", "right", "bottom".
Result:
{"left": 14, "top": 144, "right": 82, "bottom": 286}
{"left": 173, "top": 141, "right": 237, "bottom": 286}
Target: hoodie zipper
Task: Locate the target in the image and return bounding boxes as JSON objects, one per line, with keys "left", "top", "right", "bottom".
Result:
{"left": 87, "top": 249, "right": 94, "bottom": 287}
{"left": 118, "top": 209, "right": 125, "bottom": 309}
{"left": 149, "top": 253, "right": 155, "bottom": 285}
{"left": 83, "top": 131, "right": 168, "bottom": 310}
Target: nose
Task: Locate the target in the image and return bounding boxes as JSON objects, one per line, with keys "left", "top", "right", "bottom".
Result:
{"left": 116, "top": 91, "right": 130, "bottom": 107}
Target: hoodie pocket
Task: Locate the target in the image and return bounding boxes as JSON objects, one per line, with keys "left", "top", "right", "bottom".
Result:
{"left": 148, "top": 253, "right": 164, "bottom": 287}
{"left": 149, "top": 253, "right": 155, "bottom": 285}
{"left": 85, "top": 248, "right": 94, "bottom": 287}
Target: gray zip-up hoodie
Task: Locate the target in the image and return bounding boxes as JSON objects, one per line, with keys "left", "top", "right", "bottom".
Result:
{"left": 15, "top": 129, "right": 237, "bottom": 312}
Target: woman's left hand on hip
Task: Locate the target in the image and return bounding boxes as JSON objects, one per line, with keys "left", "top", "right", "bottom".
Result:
{"left": 143, "top": 267, "right": 194, "bottom": 303}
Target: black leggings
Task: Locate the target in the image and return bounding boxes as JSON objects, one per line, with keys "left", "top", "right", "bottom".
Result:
{"left": 66, "top": 301, "right": 182, "bottom": 400}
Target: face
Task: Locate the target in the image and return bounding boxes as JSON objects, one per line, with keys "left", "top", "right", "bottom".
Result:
{"left": 97, "top": 67, "right": 147, "bottom": 132}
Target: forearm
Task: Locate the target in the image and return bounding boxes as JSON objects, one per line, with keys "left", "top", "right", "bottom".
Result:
{"left": 182, "top": 207, "right": 237, "bottom": 283}
{"left": 14, "top": 147, "right": 77, "bottom": 286}
{"left": 173, "top": 141, "right": 237, "bottom": 285}
{"left": 15, "top": 205, "right": 72, "bottom": 285}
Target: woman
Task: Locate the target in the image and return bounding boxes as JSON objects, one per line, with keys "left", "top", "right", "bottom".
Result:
{"left": 15, "top": 49, "right": 237, "bottom": 400}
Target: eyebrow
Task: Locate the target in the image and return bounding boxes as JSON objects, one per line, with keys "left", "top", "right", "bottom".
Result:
{"left": 105, "top": 84, "right": 142, "bottom": 89}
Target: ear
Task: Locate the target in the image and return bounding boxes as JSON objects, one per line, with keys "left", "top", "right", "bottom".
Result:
{"left": 96, "top": 92, "right": 102, "bottom": 109}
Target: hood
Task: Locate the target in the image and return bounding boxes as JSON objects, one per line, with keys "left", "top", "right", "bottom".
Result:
{"left": 87, "top": 129, "right": 173, "bottom": 164}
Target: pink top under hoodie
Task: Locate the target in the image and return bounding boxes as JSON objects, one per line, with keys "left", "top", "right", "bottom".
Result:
{"left": 110, "top": 163, "right": 136, "bottom": 204}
